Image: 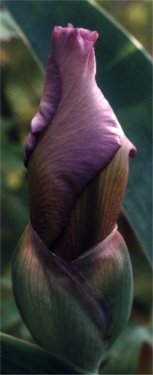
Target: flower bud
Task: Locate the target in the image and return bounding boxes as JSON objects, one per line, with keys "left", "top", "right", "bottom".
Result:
{"left": 12, "top": 24, "right": 136, "bottom": 372}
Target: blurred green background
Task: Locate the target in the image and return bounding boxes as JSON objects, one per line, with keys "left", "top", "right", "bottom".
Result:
{"left": 1, "top": 1, "right": 152, "bottom": 374}
{"left": 96, "top": 0, "right": 152, "bottom": 55}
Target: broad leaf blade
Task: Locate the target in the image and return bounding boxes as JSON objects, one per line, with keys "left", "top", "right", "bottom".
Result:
{"left": 4, "top": 0, "right": 152, "bottom": 264}
{"left": 1, "top": 333, "right": 83, "bottom": 374}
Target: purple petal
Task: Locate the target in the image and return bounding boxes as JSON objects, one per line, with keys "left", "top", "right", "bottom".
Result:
{"left": 26, "top": 25, "right": 136, "bottom": 249}
{"left": 24, "top": 55, "right": 61, "bottom": 167}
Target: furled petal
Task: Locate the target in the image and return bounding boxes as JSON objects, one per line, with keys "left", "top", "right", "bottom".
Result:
{"left": 24, "top": 55, "right": 61, "bottom": 167}
{"left": 26, "top": 24, "right": 136, "bottom": 250}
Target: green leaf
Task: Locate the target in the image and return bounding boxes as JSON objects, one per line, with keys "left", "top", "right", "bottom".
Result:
{"left": 1, "top": 333, "right": 83, "bottom": 374}
{"left": 4, "top": 0, "right": 152, "bottom": 264}
{"left": 99, "top": 323, "right": 153, "bottom": 374}
{"left": 0, "top": 7, "right": 19, "bottom": 41}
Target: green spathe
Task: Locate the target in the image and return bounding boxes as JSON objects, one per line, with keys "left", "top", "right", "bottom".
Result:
{"left": 12, "top": 225, "right": 133, "bottom": 373}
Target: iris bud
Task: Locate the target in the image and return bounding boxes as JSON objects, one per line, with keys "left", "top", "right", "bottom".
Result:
{"left": 12, "top": 24, "right": 136, "bottom": 373}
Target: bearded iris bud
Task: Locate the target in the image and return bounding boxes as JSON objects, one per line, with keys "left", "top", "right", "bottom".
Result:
{"left": 12, "top": 24, "right": 136, "bottom": 373}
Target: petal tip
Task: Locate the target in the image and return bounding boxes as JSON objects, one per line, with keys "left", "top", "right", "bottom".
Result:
{"left": 125, "top": 137, "right": 137, "bottom": 158}
{"left": 129, "top": 146, "right": 137, "bottom": 158}
{"left": 67, "top": 23, "right": 74, "bottom": 28}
